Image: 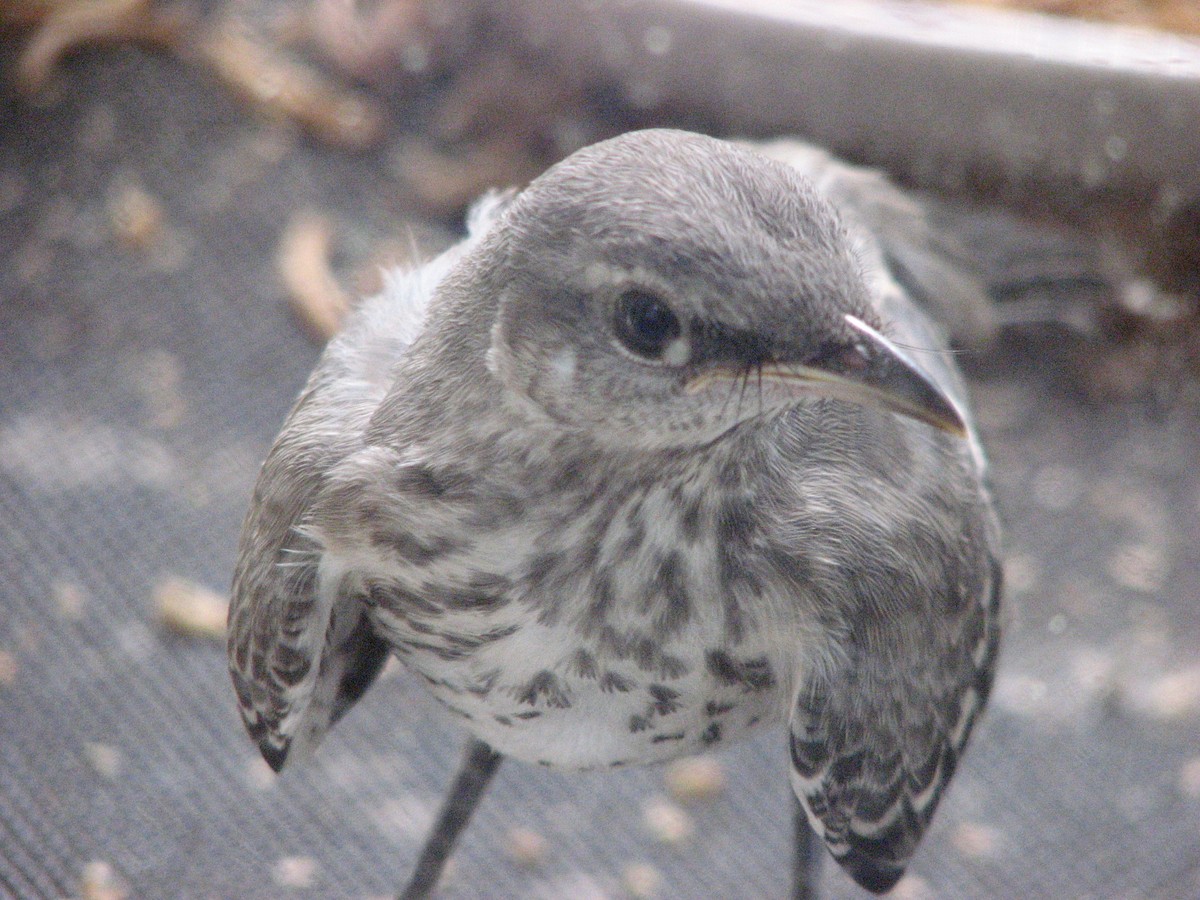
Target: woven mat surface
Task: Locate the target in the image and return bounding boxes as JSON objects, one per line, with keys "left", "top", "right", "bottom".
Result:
{"left": 1, "top": 27, "right": 1199, "bottom": 900}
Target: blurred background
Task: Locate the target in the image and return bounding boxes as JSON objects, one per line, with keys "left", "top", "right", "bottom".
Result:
{"left": 1, "top": 1, "right": 1199, "bottom": 897}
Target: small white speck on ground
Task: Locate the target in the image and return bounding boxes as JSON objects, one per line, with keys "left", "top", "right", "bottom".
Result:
{"left": 950, "top": 820, "right": 1002, "bottom": 858}
{"left": 83, "top": 742, "right": 122, "bottom": 779}
{"left": 53, "top": 579, "right": 89, "bottom": 620}
{"left": 154, "top": 576, "right": 228, "bottom": 639}
{"left": 890, "top": 873, "right": 934, "bottom": 900}
{"left": 107, "top": 179, "right": 165, "bottom": 252}
{"left": 641, "top": 25, "right": 673, "bottom": 55}
{"left": 1177, "top": 756, "right": 1200, "bottom": 798}
{"left": 505, "top": 826, "right": 549, "bottom": 868}
{"left": 1001, "top": 553, "right": 1040, "bottom": 596}
{"left": 79, "top": 860, "right": 129, "bottom": 900}
{"left": 663, "top": 755, "right": 726, "bottom": 802}
{"left": 272, "top": 855, "right": 318, "bottom": 889}
{"left": 641, "top": 796, "right": 694, "bottom": 845}
{"left": 1138, "top": 665, "right": 1200, "bottom": 720}
{"left": 115, "top": 621, "right": 155, "bottom": 662}
{"left": 990, "top": 673, "right": 1048, "bottom": 716}
{"left": 1107, "top": 543, "right": 1169, "bottom": 594}
{"left": 278, "top": 211, "right": 351, "bottom": 340}
{"left": 621, "top": 862, "right": 663, "bottom": 899}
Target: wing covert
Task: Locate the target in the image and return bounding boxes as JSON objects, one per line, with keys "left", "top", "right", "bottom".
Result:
{"left": 788, "top": 554, "right": 1002, "bottom": 892}
{"left": 227, "top": 195, "right": 511, "bottom": 769}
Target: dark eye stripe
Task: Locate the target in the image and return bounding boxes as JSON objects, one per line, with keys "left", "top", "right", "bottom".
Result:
{"left": 689, "top": 319, "right": 772, "bottom": 367}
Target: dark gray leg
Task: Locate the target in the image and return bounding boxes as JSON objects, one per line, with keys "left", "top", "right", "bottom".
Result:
{"left": 793, "top": 795, "right": 824, "bottom": 900}
{"left": 399, "top": 738, "right": 503, "bottom": 900}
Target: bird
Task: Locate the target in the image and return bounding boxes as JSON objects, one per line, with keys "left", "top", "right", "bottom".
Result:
{"left": 227, "top": 128, "right": 1002, "bottom": 898}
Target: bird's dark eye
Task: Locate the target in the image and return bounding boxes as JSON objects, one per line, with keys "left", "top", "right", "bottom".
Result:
{"left": 613, "top": 289, "right": 683, "bottom": 360}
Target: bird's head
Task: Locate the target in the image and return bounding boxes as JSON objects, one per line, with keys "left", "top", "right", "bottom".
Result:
{"left": 480, "top": 129, "right": 963, "bottom": 451}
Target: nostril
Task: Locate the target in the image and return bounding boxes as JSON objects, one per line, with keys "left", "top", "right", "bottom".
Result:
{"left": 819, "top": 343, "right": 871, "bottom": 374}
{"left": 843, "top": 343, "right": 872, "bottom": 371}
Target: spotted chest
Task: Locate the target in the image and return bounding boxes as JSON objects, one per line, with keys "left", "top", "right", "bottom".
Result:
{"left": 366, "top": 595, "right": 790, "bottom": 769}
{"left": 336, "top": 445, "right": 805, "bottom": 769}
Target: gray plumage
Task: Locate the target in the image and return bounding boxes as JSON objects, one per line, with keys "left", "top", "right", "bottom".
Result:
{"left": 228, "top": 129, "right": 1001, "bottom": 894}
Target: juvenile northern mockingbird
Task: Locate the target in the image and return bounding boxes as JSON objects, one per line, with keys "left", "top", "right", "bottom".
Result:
{"left": 228, "top": 129, "right": 1001, "bottom": 897}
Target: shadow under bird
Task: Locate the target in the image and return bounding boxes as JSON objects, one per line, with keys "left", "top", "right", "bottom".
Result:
{"left": 228, "top": 129, "right": 1002, "bottom": 898}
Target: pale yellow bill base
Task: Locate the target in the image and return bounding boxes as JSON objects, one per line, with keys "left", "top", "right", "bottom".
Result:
{"left": 684, "top": 314, "right": 968, "bottom": 437}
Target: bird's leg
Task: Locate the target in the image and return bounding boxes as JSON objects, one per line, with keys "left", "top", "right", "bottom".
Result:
{"left": 399, "top": 738, "right": 504, "bottom": 900}
{"left": 792, "top": 795, "right": 824, "bottom": 900}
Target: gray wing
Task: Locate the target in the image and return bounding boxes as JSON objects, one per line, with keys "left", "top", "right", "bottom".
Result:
{"left": 772, "top": 395, "right": 1001, "bottom": 892}
{"left": 227, "top": 197, "right": 508, "bottom": 770}
{"left": 227, "top": 350, "right": 388, "bottom": 771}
{"left": 759, "top": 139, "right": 1004, "bottom": 891}
{"left": 788, "top": 550, "right": 1001, "bottom": 892}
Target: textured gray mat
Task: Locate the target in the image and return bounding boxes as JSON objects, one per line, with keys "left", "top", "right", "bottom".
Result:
{"left": 2, "top": 29, "right": 1199, "bottom": 900}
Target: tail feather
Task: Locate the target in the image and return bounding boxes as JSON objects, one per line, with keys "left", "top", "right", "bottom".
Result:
{"left": 750, "top": 137, "right": 1152, "bottom": 348}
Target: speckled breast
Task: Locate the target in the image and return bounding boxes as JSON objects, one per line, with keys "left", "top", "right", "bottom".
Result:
{"left": 353, "top": 439, "right": 802, "bottom": 768}
{"left": 369, "top": 601, "right": 790, "bottom": 769}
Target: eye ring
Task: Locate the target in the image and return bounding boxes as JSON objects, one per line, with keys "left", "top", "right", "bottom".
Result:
{"left": 613, "top": 288, "right": 685, "bottom": 361}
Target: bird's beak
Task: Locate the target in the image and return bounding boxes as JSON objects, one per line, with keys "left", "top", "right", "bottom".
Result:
{"left": 685, "top": 314, "right": 968, "bottom": 437}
